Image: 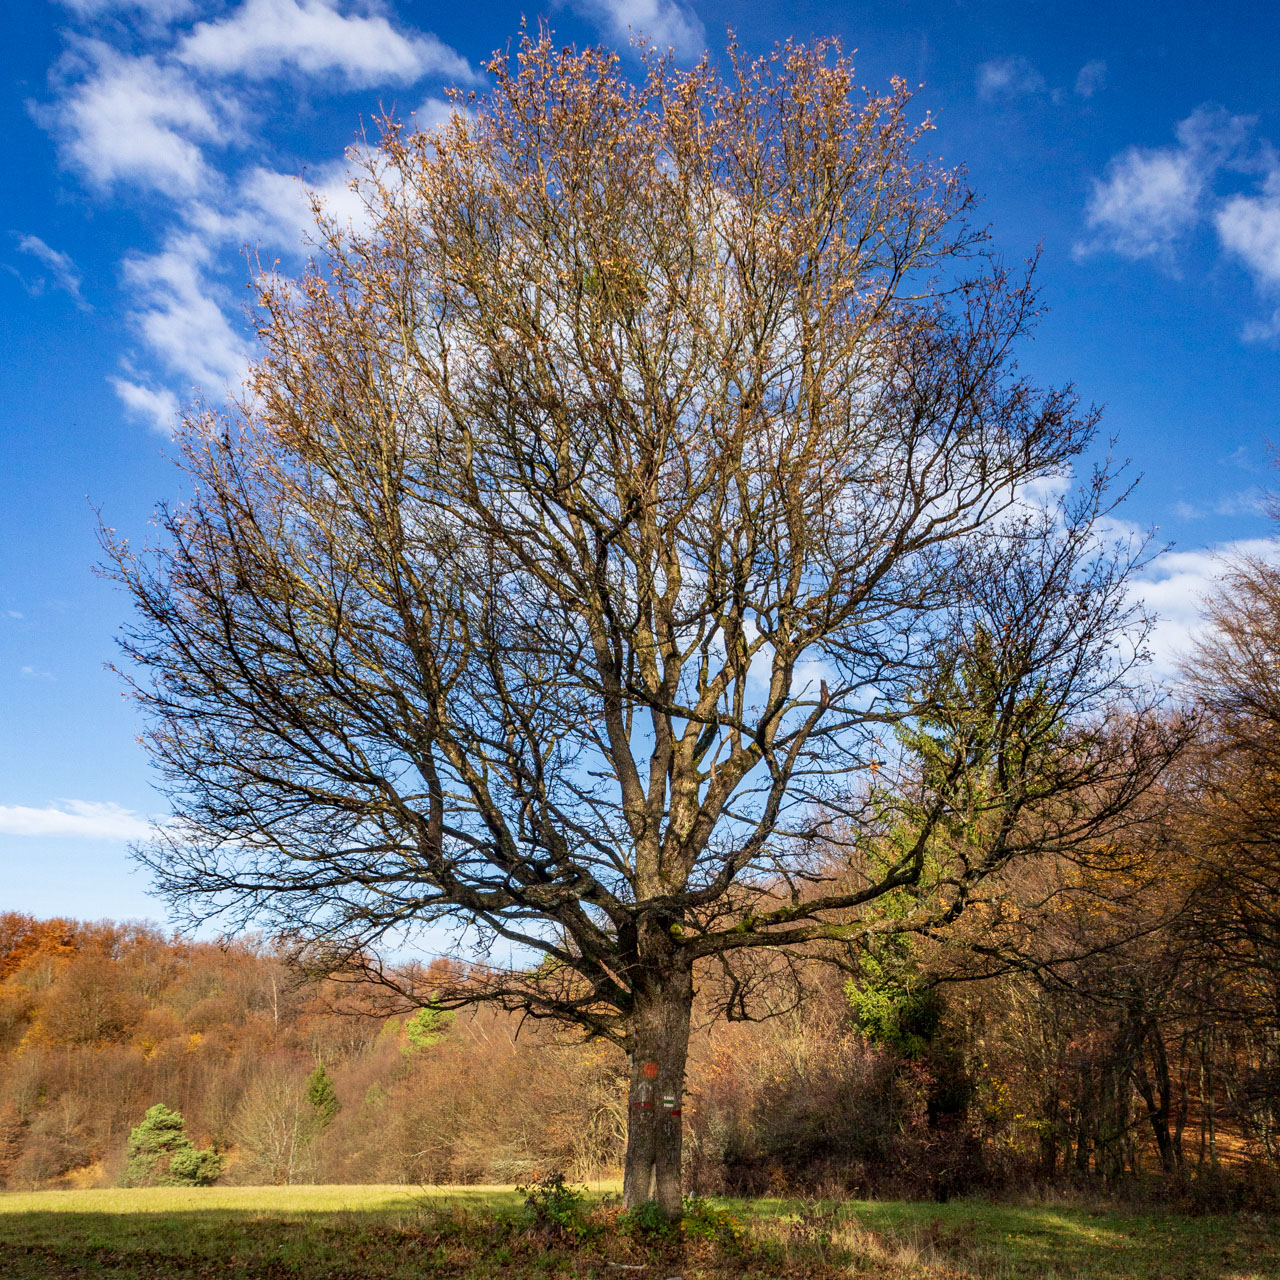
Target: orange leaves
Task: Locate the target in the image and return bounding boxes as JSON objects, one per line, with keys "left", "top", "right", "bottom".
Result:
{"left": 0, "top": 913, "right": 78, "bottom": 981}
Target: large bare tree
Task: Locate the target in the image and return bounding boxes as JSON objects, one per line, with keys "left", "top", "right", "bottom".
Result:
{"left": 105, "top": 34, "right": 1163, "bottom": 1214}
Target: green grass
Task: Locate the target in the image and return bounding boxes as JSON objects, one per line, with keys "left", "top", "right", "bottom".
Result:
{"left": 0, "top": 1183, "right": 1276, "bottom": 1278}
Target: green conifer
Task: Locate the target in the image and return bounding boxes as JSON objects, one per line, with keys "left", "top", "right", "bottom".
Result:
{"left": 122, "top": 1103, "right": 223, "bottom": 1187}
{"left": 304, "top": 1064, "right": 340, "bottom": 1128}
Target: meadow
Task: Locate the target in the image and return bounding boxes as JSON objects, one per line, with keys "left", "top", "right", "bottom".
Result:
{"left": 2, "top": 1184, "right": 1278, "bottom": 1280}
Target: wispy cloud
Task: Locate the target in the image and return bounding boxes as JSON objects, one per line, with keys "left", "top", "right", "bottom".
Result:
{"left": 570, "top": 0, "right": 705, "bottom": 59}
{"left": 40, "top": 41, "right": 236, "bottom": 193}
{"left": 1170, "top": 489, "right": 1268, "bottom": 520}
{"left": 1074, "top": 59, "right": 1106, "bottom": 99}
{"left": 57, "top": 0, "right": 193, "bottom": 17}
{"left": 231, "top": 158, "right": 371, "bottom": 249}
{"left": 110, "top": 378, "right": 180, "bottom": 433}
{"left": 179, "top": 0, "right": 477, "bottom": 86}
{"left": 12, "top": 234, "right": 88, "bottom": 308}
{"left": 121, "top": 234, "right": 252, "bottom": 393}
{"left": 976, "top": 55, "right": 1045, "bottom": 102}
{"left": 1216, "top": 165, "right": 1280, "bottom": 339}
{"left": 414, "top": 95, "right": 463, "bottom": 133}
{"left": 1077, "top": 106, "right": 1253, "bottom": 263}
{"left": 31, "top": 2, "right": 475, "bottom": 429}
{"left": 1079, "top": 107, "right": 1280, "bottom": 339}
{"left": 0, "top": 800, "right": 156, "bottom": 841}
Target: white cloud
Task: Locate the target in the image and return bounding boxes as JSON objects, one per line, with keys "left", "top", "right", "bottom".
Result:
{"left": 1082, "top": 149, "right": 1203, "bottom": 259}
{"left": 111, "top": 378, "right": 181, "bottom": 433}
{"left": 236, "top": 160, "right": 370, "bottom": 248}
{"left": 14, "top": 234, "right": 88, "bottom": 308}
{"left": 1078, "top": 106, "right": 1253, "bottom": 262}
{"left": 1216, "top": 167, "right": 1280, "bottom": 288}
{"left": 415, "top": 95, "right": 463, "bottom": 133}
{"left": 58, "top": 0, "right": 193, "bottom": 16}
{"left": 1082, "top": 109, "right": 1280, "bottom": 339}
{"left": 122, "top": 234, "right": 251, "bottom": 392}
{"left": 1214, "top": 489, "right": 1269, "bottom": 517}
{"left": 1131, "top": 538, "right": 1280, "bottom": 677}
{"left": 1242, "top": 308, "right": 1280, "bottom": 342}
{"left": 572, "top": 0, "right": 706, "bottom": 59}
{"left": 43, "top": 42, "right": 234, "bottom": 193}
{"left": 976, "top": 56, "right": 1045, "bottom": 102}
{"left": 0, "top": 800, "right": 156, "bottom": 841}
{"left": 180, "top": 0, "right": 476, "bottom": 87}
{"left": 1171, "top": 489, "right": 1268, "bottom": 520}
{"left": 1074, "top": 59, "right": 1106, "bottom": 99}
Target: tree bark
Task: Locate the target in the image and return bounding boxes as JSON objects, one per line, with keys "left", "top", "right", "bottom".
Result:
{"left": 1135, "top": 1027, "right": 1177, "bottom": 1173}
{"left": 622, "top": 966, "right": 694, "bottom": 1218}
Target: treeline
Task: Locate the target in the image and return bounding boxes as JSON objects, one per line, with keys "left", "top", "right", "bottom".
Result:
{"left": 0, "top": 830, "right": 1277, "bottom": 1208}
{"left": 0, "top": 914, "right": 633, "bottom": 1190}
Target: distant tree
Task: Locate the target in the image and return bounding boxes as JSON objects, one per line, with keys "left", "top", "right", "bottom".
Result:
{"left": 0, "top": 1102, "right": 26, "bottom": 1189}
{"left": 305, "top": 1063, "right": 340, "bottom": 1128}
{"left": 0, "top": 914, "right": 77, "bottom": 981}
{"left": 105, "top": 32, "right": 1168, "bottom": 1216}
{"left": 403, "top": 1005, "right": 456, "bottom": 1053}
{"left": 231, "top": 1066, "right": 324, "bottom": 1185}
{"left": 122, "top": 1103, "right": 222, "bottom": 1188}
{"left": 1178, "top": 550, "right": 1280, "bottom": 1161}
{"left": 1185, "top": 554, "right": 1280, "bottom": 993}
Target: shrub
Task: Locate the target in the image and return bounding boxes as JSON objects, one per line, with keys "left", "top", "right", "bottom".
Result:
{"left": 680, "top": 1196, "right": 746, "bottom": 1245}
{"left": 0, "top": 1102, "right": 27, "bottom": 1188}
{"left": 122, "top": 1103, "right": 223, "bottom": 1187}
{"left": 517, "top": 1171, "right": 587, "bottom": 1235}
{"left": 403, "top": 1004, "right": 456, "bottom": 1051}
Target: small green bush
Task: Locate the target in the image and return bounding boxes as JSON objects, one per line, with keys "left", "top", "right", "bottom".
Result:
{"left": 403, "top": 1004, "right": 456, "bottom": 1052}
{"left": 681, "top": 1195, "right": 747, "bottom": 1244}
{"left": 516, "top": 1171, "right": 586, "bottom": 1234}
{"left": 121, "top": 1103, "right": 223, "bottom": 1188}
{"left": 619, "top": 1197, "right": 677, "bottom": 1238}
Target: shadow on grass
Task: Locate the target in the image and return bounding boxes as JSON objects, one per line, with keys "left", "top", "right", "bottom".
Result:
{"left": 1, "top": 1191, "right": 1278, "bottom": 1279}
{"left": 0, "top": 1191, "right": 535, "bottom": 1280}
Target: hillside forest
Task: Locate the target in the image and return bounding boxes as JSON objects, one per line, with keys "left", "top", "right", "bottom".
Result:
{"left": 4, "top": 540, "right": 1280, "bottom": 1208}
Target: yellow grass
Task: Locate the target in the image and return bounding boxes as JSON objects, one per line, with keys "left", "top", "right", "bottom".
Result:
{"left": 0, "top": 1180, "right": 596, "bottom": 1214}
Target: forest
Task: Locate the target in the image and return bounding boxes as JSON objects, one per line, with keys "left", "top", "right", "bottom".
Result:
{"left": 5, "top": 531, "right": 1280, "bottom": 1209}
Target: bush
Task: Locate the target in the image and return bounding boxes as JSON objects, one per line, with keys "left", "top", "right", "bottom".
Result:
{"left": 686, "top": 1013, "right": 1000, "bottom": 1201}
{"left": 517, "top": 1171, "right": 587, "bottom": 1235}
{"left": 680, "top": 1196, "right": 746, "bottom": 1245}
{"left": 122, "top": 1103, "right": 223, "bottom": 1187}
{"left": 403, "top": 1004, "right": 455, "bottom": 1051}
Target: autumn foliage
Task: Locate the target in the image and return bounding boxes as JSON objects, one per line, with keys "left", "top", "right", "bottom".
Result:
{"left": 4, "top": 825, "right": 1280, "bottom": 1206}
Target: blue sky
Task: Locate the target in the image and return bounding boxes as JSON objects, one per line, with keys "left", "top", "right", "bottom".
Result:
{"left": 2, "top": 0, "right": 1278, "bottom": 924}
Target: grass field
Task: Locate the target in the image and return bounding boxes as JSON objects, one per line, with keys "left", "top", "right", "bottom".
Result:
{"left": 1, "top": 1183, "right": 1278, "bottom": 1279}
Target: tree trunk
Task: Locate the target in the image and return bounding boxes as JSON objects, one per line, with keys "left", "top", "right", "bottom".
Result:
{"left": 1073, "top": 1066, "right": 1093, "bottom": 1177}
{"left": 622, "top": 966, "right": 694, "bottom": 1219}
{"left": 1134, "top": 1026, "right": 1177, "bottom": 1173}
